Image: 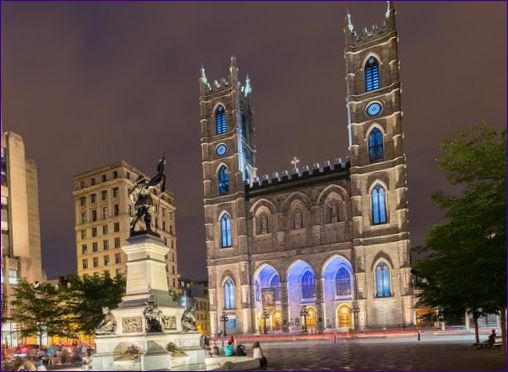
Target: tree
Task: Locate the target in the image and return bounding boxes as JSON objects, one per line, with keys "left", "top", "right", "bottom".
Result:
{"left": 65, "top": 274, "right": 126, "bottom": 335}
{"left": 10, "top": 279, "right": 75, "bottom": 345}
{"left": 413, "top": 123, "right": 506, "bottom": 349}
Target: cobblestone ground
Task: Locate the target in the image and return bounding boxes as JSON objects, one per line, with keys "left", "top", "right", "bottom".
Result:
{"left": 258, "top": 335, "right": 506, "bottom": 370}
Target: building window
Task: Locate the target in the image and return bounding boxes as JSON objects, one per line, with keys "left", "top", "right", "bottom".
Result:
{"left": 101, "top": 190, "right": 108, "bottom": 201}
{"left": 215, "top": 105, "right": 227, "bottom": 135}
{"left": 103, "top": 207, "right": 108, "bottom": 219}
{"left": 113, "top": 171, "right": 118, "bottom": 179}
{"left": 224, "top": 279, "right": 235, "bottom": 309}
{"left": 114, "top": 222, "right": 120, "bottom": 232}
{"left": 116, "top": 268, "right": 121, "bottom": 277}
{"left": 103, "top": 225, "right": 108, "bottom": 235}
{"left": 91, "top": 178, "right": 96, "bottom": 186}
{"left": 368, "top": 128, "right": 384, "bottom": 163}
{"left": 81, "top": 244, "right": 88, "bottom": 255}
{"left": 103, "top": 240, "right": 109, "bottom": 250}
{"left": 82, "top": 259, "right": 88, "bottom": 269}
{"left": 80, "top": 197, "right": 86, "bottom": 207}
{"left": 114, "top": 238, "right": 120, "bottom": 248}
{"left": 301, "top": 271, "right": 315, "bottom": 299}
{"left": 81, "top": 213, "right": 87, "bottom": 224}
{"left": 220, "top": 214, "right": 232, "bottom": 248}
{"left": 92, "top": 242, "right": 98, "bottom": 252}
{"left": 101, "top": 174, "right": 107, "bottom": 182}
{"left": 104, "top": 255, "right": 110, "bottom": 266}
{"left": 365, "top": 57, "right": 380, "bottom": 92}
{"left": 93, "top": 257, "right": 99, "bottom": 268}
{"left": 162, "top": 221, "right": 166, "bottom": 232}
{"left": 92, "top": 227, "right": 97, "bottom": 237}
{"left": 172, "top": 266, "right": 175, "bottom": 274}
{"left": 335, "top": 267, "right": 351, "bottom": 296}
{"left": 80, "top": 181, "right": 85, "bottom": 189}
{"left": 170, "top": 225, "right": 173, "bottom": 234}
{"left": 371, "top": 184, "right": 387, "bottom": 225}
{"left": 91, "top": 210, "right": 97, "bottom": 222}
{"left": 115, "top": 253, "right": 121, "bottom": 264}
{"left": 81, "top": 230, "right": 86, "bottom": 240}
{"left": 8, "top": 269, "right": 19, "bottom": 285}
{"left": 114, "top": 204, "right": 119, "bottom": 216}
{"left": 112, "top": 187, "right": 119, "bottom": 198}
{"left": 218, "top": 166, "right": 229, "bottom": 194}
{"left": 126, "top": 171, "right": 130, "bottom": 180}
{"left": 376, "top": 261, "right": 391, "bottom": 297}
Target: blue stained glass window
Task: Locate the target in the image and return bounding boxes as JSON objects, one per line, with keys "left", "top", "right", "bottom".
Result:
{"left": 365, "top": 57, "right": 380, "bottom": 92}
{"left": 375, "top": 261, "right": 391, "bottom": 297}
{"left": 368, "top": 128, "right": 384, "bottom": 163}
{"left": 215, "top": 105, "right": 227, "bottom": 134}
{"left": 270, "top": 275, "right": 281, "bottom": 301}
{"left": 218, "top": 166, "right": 229, "bottom": 194}
{"left": 221, "top": 214, "right": 232, "bottom": 248}
{"left": 371, "top": 184, "right": 387, "bottom": 225}
{"left": 335, "top": 267, "right": 351, "bottom": 296}
{"left": 301, "top": 271, "right": 316, "bottom": 299}
{"left": 224, "top": 279, "right": 235, "bottom": 309}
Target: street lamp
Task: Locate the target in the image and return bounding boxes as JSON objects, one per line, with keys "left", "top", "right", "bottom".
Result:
{"left": 262, "top": 309, "right": 270, "bottom": 334}
{"left": 220, "top": 312, "right": 229, "bottom": 337}
{"left": 350, "top": 301, "right": 360, "bottom": 331}
{"left": 300, "top": 306, "right": 309, "bottom": 333}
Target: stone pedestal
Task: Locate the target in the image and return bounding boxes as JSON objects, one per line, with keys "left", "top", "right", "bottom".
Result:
{"left": 92, "top": 233, "right": 205, "bottom": 371}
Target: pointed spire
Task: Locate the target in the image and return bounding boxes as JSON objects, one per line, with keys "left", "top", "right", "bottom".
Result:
{"left": 229, "top": 55, "right": 238, "bottom": 84}
{"left": 244, "top": 74, "right": 252, "bottom": 96}
{"left": 230, "top": 55, "right": 237, "bottom": 69}
{"left": 345, "top": 9, "right": 354, "bottom": 33}
{"left": 386, "top": 1, "right": 395, "bottom": 18}
{"left": 199, "top": 63, "right": 208, "bottom": 83}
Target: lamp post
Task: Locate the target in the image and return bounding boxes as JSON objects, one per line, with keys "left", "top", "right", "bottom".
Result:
{"left": 350, "top": 301, "right": 360, "bottom": 332}
{"left": 300, "top": 306, "right": 309, "bottom": 333}
{"left": 220, "top": 312, "right": 229, "bottom": 337}
{"left": 262, "top": 310, "right": 270, "bottom": 334}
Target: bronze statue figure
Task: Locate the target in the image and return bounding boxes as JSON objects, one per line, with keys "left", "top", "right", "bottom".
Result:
{"left": 129, "top": 155, "right": 166, "bottom": 235}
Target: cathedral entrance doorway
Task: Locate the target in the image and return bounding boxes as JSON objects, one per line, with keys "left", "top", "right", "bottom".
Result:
{"left": 304, "top": 306, "right": 317, "bottom": 331}
{"left": 337, "top": 304, "right": 352, "bottom": 328}
{"left": 272, "top": 310, "right": 282, "bottom": 331}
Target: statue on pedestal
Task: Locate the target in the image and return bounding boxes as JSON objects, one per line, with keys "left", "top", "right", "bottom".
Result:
{"left": 129, "top": 155, "right": 167, "bottom": 235}
{"left": 143, "top": 298, "right": 164, "bottom": 332}
{"left": 181, "top": 300, "right": 197, "bottom": 332}
{"left": 95, "top": 307, "right": 117, "bottom": 335}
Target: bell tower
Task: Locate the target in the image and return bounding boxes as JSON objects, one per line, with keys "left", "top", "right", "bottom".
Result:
{"left": 199, "top": 57, "right": 257, "bottom": 335}
{"left": 344, "top": 2, "right": 414, "bottom": 327}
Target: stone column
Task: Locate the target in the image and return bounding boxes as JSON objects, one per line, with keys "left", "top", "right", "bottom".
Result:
{"left": 280, "top": 279, "right": 289, "bottom": 332}
{"left": 316, "top": 277, "right": 324, "bottom": 333}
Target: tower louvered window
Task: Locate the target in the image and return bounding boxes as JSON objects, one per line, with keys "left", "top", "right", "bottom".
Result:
{"left": 215, "top": 105, "right": 227, "bottom": 134}
{"left": 368, "top": 128, "right": 384, "bottom": 163}
{"left": 365, "top": 57, "right": 380, "bottom": 92}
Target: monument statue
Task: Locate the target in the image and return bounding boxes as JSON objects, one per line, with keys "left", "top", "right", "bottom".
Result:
{"left": 95, "top": 307, "right": 117, "bottom": 335}
{"left": 143, "top": 298, "right": 164, "bottom": 332}
{"left": 129, "top": 155, "right": 167, "bottom": 235}
{"left": 181, "top": 300, "right": 197, "bottom": 332}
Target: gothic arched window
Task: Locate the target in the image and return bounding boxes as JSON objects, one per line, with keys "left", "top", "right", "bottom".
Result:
{"left": 215, "top": 105, "right": 227, "bottom": 135}
{"left": 270, "top": 275, "right": 281, "bottom": 301}
{"left": 224, "top": 279, "right": 235, "bottom": 309}
{"left": 365, "top": 57, "right": 380, "bottom": 92}
{"left": 368, "top": 128, "right": 384, "bottom": 163}
{"left": 218, "top": 166, "right": 229, "bottom": 194}
{"left": 301, "top": 271, "right": 315, "bottom": 299}
{"left": 371, "top": 184, "right": 387, "bottom": 225}
{"left": 335, "top": 267, "right": 351, "bottom": 296}
{"left": 220, "top": 214, "right": 232, "bottom": 248}
{"left": 375, "top": 261, "right": 391, "bottom": 297}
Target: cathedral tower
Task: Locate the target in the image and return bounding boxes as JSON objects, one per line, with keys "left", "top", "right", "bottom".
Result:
{"left": 345, "top": 2, "right": 413, "bottom": 327}
{"left": 199, "top": 58, "right": 257, "bottom": 334}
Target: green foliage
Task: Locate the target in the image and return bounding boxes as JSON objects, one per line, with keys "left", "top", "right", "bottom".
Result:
{"left": 414, "top": 123, "right": 506, "bottom": 323}
{"left": 10, "top": 279, "right": 75, "bottom": 344}
{"left": 65, "top": 274, "right": 126, "bottom": 335}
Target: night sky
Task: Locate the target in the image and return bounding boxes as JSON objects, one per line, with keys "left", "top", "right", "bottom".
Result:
{"left": 1, "top": 1, "right": 506, "bottom": 281}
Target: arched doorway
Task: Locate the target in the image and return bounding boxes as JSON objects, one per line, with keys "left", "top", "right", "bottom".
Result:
{"left": 304, "top": 306, "right": 317, "bottom": 331}
{"left": 337, "top": 304, "right": 352, "bottom": 328}
{"left": 272, "top": 310, "right": 282, "bottom": 331}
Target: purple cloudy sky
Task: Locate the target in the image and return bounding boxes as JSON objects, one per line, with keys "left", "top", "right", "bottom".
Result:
{"left": 1, "top": 1, "right": 506, "bottom": 280}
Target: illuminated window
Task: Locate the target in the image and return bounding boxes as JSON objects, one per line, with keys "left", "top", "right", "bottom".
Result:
{"left": 371, "top": 184, "right": 387, "bottom": 225}
{"left": 220, "top": 214, "right": 232, "bottom": 248}
{"left": 335, "top": 267, "right": 351, "bottom": 296}
{"left": 376, "top": 261, "right": 391, "bottom": 297}
{"left": 301, "top": 271, "right": 315, "bottom": 299}
{"left": 368, "top": 128, "right": 384, "bottom": 163}
{"left": 8, "top": 269, "right": 19, "bottom": 285}
{"left": 224, "top": 279, "right": 235, "bottom": 309}
{"left": 215, "top": 105, "right": 227, "bottom": 134}
{"left": 365, "top": 57, "right": 380, "bottom": 92}
{"left": 218, "top": 166, "right": 229, "bottom": 194}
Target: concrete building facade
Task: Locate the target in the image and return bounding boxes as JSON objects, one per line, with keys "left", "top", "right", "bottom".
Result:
{"left": 73, "top": 161, "right": 179, "bottom": 290}
{"left": 200, "top": 4, "right": 414, "bottom": 335}
{"left": 1, "top": 131, "right": 46, "bottom": 346}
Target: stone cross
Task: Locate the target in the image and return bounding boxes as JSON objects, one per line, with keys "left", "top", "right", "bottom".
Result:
{"left": 291, "top": 157, "right": 300, "bottom": 172}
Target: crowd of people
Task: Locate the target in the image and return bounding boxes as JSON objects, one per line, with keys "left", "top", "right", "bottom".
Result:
{"left": 1, "top": 342, "right": 95, "bottom": 371}
{"left": 202, "top": 335, "right": 268, "bottom": 368}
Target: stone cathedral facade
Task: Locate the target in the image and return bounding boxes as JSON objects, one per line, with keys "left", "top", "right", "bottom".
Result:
{"left": 199, "top": 3, "right": 414, "bottom": 335}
